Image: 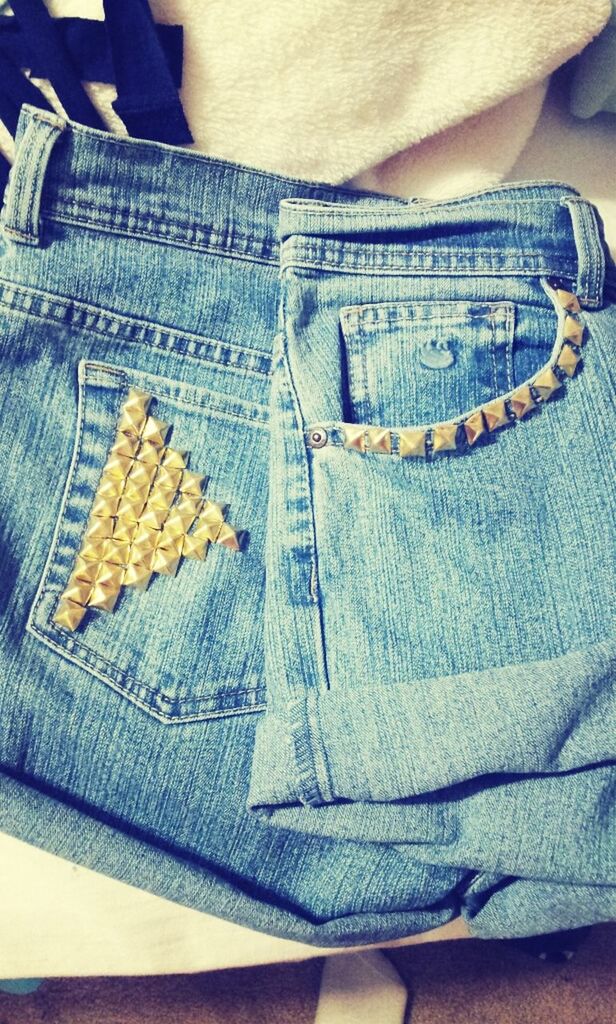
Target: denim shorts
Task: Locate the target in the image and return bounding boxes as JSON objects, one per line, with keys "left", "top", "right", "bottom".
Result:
{"left": 0, "top": 105, "right": 614, "bottom": 945}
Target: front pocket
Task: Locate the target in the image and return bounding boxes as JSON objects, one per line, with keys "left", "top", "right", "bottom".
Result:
{"left": 339, "top": 299, "right": 515, "bottom": 426}
{"left": 27, "top": 360, "right": 268, "bottom": 723}
{"left": 326, "top": 281, "right": 586, "bottom": 459}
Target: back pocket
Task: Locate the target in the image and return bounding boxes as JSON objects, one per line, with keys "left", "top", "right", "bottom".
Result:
{"left": 339, "top": 299, "right": 515, "bottom": 426}
{"left": 27, "top": 360, "right": 268, "bottom": 723}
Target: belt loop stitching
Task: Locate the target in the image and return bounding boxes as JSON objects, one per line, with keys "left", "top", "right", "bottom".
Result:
{"left": 2, "top": 109, "right": 67, "bottom": 247}
{"left": 560, "top": 195, "right": 605, "bottom": 308}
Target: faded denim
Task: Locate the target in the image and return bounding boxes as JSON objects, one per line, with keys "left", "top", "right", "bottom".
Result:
{"left": 0, "top": 105, "right": 614, "bottom": 945}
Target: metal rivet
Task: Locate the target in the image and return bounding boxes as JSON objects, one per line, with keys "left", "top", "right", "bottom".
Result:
{"left": 309, "top": 428, "right": 328, "bottom": 449}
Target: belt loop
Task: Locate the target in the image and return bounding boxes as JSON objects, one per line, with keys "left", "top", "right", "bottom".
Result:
{"left": 1, "top": 108, "right": 66, "bottom": 247}
{"left": 560, "top": 195, "right": 606, "bottom": 309}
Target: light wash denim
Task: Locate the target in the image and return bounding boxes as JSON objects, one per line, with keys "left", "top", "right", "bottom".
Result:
{"left": 247, "top": 179, "right": 616, "bottom": 925}
{"left": 0, "top": 105, "right": 613, "bottom": 945}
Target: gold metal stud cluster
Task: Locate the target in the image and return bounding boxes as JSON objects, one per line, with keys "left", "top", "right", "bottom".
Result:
{"left": 338, "top": 286, "right": 584, "bottom": 459}
{"left": 53, "top": 388, "right": 241, "bottom": 632}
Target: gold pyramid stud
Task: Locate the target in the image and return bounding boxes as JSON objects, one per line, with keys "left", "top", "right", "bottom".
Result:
{"left": 121, "top": 480, "right": 150, "bottom": 507}
{"left": 102, "top": 541, "right": 131, "bottom": 567}
{"left": 71, "top": 558, "right": 101, "bottom": 585}
{"left": 97, "top": 474, "right": 125, "bottom": 500}
{"left": 117, "top": 406, "right": 147, "bottom": 438}
{"left": 193, "top": 519, "right": 221, "bottom": 542}
{"left": 556, "top": 289, "right": 581, "bottom": 313}
{"left": 463, "top": 410, "right": 486, "bottom": 446}
{"left": 110, "top": 433, "right": 140, "bottom": 459}
{"left": 133, "top": 522, "right": 161, "bottom": 547}
{"left": 124, "top": 388, "right": 151, "bottom": 415}
{"left": 398, "top": 428, "right": 426, "bottom": 458}
{"left": 116, "top": 496, "right": 146, "bottom": 522}
{"left": 103, "top": 452, "right": 133, "bottom": 480}
{"left": 62, "top": 580, "right": 93, "bottom": 606}
{"left": 141, "top": 416, "right": 169, "bottom": 447}
{"left": 87, "top": 583, "right": 120, "bottom": 611}
{"left": 562, "top": 315, "right": 584, "bottom": 346}
{"left": 432, "top": 422, "right": 459, "bottom": 452}
{"left": 155, "top": 531, "right": 184, "bottom": 556}
{"left": 200, "top": 500, "right": 226, "bottom": 526}
{"left": 84, "top": 516, "right": 115, "bottom": 541}
{"left": 509, "top": 384, "right": 536, "bottom": 419}
{"left": 216, "top": 522, "right": 241, "bottom": 551}
{"left": 95, "top": 562, "right": 125, "bottom": 589}
{"left": 79, "top": 539, "right": 108, "bottom": 563}
{"left": 151, "top": 548, "right": 180, "bottom": 576}
{"left": 179, "top": 470, "right": 205, "bottom": 497}
{"left": 128, "top": 460, "right": 158, "bottom": 487}
{"left": 147, "top": 485, "right": 177, "bottom": 511}
{"left": 53, "top": 599, "right": 86, "bottom": 631}
{"left": 123, "top": 563, "right": 152, "bottom": 590}
{"left": 90, "top": 495, "right": 120, "bottom": 519}
{"left": 139, "top": 505, "right": 169, "bottom": 531}
{"left": 164, "top": 507, "right": 194, "bottom": 537}
{"left": 533, "top": 365, "right": 563, "bottom": 400}
{"left": 127, "top": 542, "right": 155, "bottom": 569}
{"left": 176, "top": 496, "right": 203, "bottom": 519}
{"left": 156, "top": 465, "right": 183, "bottom": 491}
{"left": 366, "top": 427, "right": 392, "bottom": 454}
{"left": 161, "top": 447, "right": 188, "bottom": 470}
{"left": 343, "top": 426, "right": 366, "bottom": 452}
{"left": 482, "top": 398, "right": 509, "bottom": 432}
{"left": 135, "top": 440, "right": 163, "bottom": 465}
{"left": 193, "top": 502, "right": 225, "bottom": 542}
{"left": 182, "top": 534, "right": 208, "bottom": 560}
{"left": 112, "top": 518, "right": 138, "bottom": 543}
{"left": 557, "top": 344, "right": 582, "bottom": 377}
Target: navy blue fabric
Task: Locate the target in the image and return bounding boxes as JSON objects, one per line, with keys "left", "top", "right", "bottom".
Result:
{"left": 103, "top": 0, "right": 192, "bottom": 145}
{"left": 9, "top": 0, "right": 105, "bottom": 130}
{"left": 0, "top": 50, "right": 53, "bottom": 134}
{"left": 0, "top": 155, "right": 8, "bottom": 197}
{"left": 0, "top": 15, "right": 184, "bottom": 88}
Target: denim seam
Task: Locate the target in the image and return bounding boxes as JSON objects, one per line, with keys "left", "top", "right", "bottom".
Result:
{"left": 347, "top": 308, "right": 515, "bottom": 326}
{"left": 27, "top": 620, "right": 266, "bottom": 723}
{"left": 45, "top": 197, "right": 276, "bottom": 248}
{"left": 287, "top": 697, "right": 330, "bottom": 805}
{"left": 281, "top": 192, "right": 583, "bottom": 219}
{"left": 83, "top": 361, "right": 270, "bottom": 429}
{"left": 281, "top": 255, "right": 578, "bottom": 279}
{"left": 0, "top": 278, "right": 273, "bottom": 379}
{"left": 33, "top": 607, "right": 266, "bottom": 714}
{"left": 43, "top": 208, "right": 282, "bottom": 265}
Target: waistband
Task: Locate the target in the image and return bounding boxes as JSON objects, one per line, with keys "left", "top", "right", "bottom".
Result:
{"left": 1, "top": 105, "right": 398, "bottom": 264}
{"left": 0, "top": 105, "right": 608, "bottom": 307}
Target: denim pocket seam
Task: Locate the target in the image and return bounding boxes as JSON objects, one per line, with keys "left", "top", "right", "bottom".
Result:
{"left": 28, "top": 610, "right": 265, "bottom": 722}
{"left": 341, "top": 299, "right": 516, "bottom": 426}
{"left": 82, "top": 360, "right": 269, "bottom": 428}
{"left": 0, "top": 277, "right": 273, "bottom": 376}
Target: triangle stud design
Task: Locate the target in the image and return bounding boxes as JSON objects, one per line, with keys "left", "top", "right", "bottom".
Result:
{"left": 53, "top": 389, "right": 243, "bottom": 632}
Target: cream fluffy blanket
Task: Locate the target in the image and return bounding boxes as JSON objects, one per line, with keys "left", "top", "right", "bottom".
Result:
{"left": 0, "top": 1, "right": 610, "bottom": 197}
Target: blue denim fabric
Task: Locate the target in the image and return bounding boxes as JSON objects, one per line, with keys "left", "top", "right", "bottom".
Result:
{"left": 0, "top": 105, "right": 468, "bottom": 947}
{"left": 0, "top": 105, "right": 614, "bottom": 945}
{"left": 247, "top": 187, "right": 616, "bottom": 899}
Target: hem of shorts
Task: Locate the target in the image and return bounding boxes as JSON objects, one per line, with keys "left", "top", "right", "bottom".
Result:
{"left": 249, "top": 639, "right": 616, "bottom": 812}
{"left": 0, "top": 769, "right": 461, "bottom": 949}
